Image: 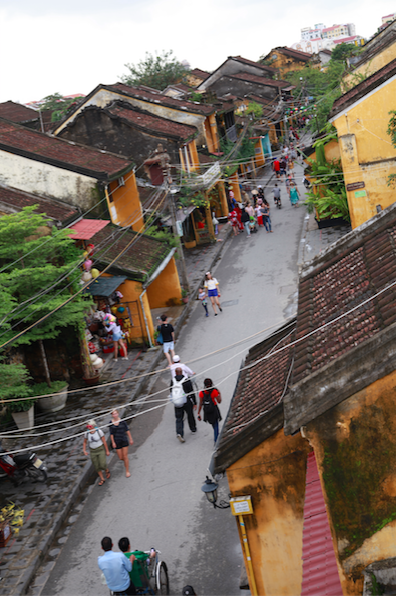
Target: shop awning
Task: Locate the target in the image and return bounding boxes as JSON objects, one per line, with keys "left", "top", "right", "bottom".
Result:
{"left": 85, "top": 276, "right": 127, "bottom": 297}
{"left": 68, "top": 219, "right": 110, "bottom": 240}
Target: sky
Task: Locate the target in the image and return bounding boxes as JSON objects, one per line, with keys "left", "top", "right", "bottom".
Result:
{"left": 0, "top": 0, "right": 395, "bottom": 105}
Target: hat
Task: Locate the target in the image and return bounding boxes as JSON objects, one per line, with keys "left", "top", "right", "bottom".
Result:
{"left": 86, "top": 419, "right": 96, "bottom": 429}
{"left": 173, "top": 355, "right": 181, "bottom": 363}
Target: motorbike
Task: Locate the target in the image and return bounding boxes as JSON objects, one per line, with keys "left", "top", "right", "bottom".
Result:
{"left": 0, "top": 442, "right": 48, "bottom": 484}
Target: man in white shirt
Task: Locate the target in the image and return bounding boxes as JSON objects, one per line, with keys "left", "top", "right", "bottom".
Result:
{"left": 169, "top": 355, "right": 195, "bottom": 379}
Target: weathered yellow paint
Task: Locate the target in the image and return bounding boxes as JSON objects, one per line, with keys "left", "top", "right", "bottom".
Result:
{"left": 264, "top": 50, "right": 310, "bottom": 77}
{"left": 229, "top": 173, "right": 242, "bottom": 204}
{"left": 146, "top": 257, "right": 182, "bottom": 308}
{"left": 106, "top": 171, "right": 143, "bottom": 232}
{"left": 227, "top": 429, "right": 311, "bottom": 596}
{"left": 305, "top": 368, "right": 396, "bottom": 595}
{"left": 343, "top": 41, "right": 396, "bottom": 90}
{"left": 217, "top": 181, "right": 229, "bottom": 215}
{"left": 205, "top": 113, "right": 220, "bottom": 153}
{"left": 331, "top": 76, "right": 396, "bottom": 228}
{"left": 254, "top": 139, "right": 265, "bottom": 168}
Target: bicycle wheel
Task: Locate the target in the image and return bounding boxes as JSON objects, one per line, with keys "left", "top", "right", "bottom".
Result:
{"left": 25, "top": 465, "right": 47, "bottom": 482}
{"left": 156, "top": 561, "right": 169, "bottom": 595}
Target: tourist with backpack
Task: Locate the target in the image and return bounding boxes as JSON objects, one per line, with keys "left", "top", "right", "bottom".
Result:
{"left": 170, "top": 367, "right": 197, "bottom": 443}
{"left": 197, "top": 378, "right": 222, "bottom": 443}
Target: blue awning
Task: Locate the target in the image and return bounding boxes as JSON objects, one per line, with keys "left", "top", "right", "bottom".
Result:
{"left": 85, "top": 276, "right": 127, "bottom": 297}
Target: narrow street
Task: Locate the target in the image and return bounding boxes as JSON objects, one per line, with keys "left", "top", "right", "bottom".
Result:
{"left": 33, "top": 170, "right": 307, "bottom": 596}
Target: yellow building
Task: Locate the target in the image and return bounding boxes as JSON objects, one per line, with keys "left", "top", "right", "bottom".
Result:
{"left": 212, "top": 204, "right": 396, "bottom": 595}
{"left": 330, "top": 57, "right": 396, "bottom": 228}
{"left": 260, "top": 47, "right": 312, "bottom": 77}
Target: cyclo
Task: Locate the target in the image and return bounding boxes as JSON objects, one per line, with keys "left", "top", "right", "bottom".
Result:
{"left": 108, "top": 548, "right": 169, "bottom": 595}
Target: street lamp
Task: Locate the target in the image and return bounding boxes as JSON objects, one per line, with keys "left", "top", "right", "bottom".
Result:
{"left": 201, "top": 476, "right": 230, "bottom": 509}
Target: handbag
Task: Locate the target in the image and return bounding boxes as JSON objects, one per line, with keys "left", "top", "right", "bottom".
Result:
{"left": 212, "top": 216, "right": 219, "bottom": 225}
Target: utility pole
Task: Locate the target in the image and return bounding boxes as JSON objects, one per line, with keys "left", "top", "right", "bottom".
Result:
{"left": 150, "top": 144, "right": 190, "bottom": 293}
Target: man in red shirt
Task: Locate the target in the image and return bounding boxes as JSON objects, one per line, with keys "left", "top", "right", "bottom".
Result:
{"left": 273, "top": 158, "right": 280, "bottom": 179}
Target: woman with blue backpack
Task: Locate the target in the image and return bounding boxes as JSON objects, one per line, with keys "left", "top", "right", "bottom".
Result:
{"left": 197, "top": 378, "right": 222, "bottom": 443}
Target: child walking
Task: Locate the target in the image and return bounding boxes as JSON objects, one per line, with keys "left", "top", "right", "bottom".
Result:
{"left": 198, "top": 287, "right": 209, "bottom": 317}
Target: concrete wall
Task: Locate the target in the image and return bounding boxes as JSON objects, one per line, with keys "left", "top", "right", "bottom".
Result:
{"left": 208, "top": 76, "right": 279, "bottom": 101}
{"left": 305, "top": 368, "right": 396, "bottom": 595}
{"left": 0, "top": 149, "right": 99, "bottom": 212}
{"left": 146, "top": 257, "right": 182, "bottom": 308}
{"left": 227, "top": 429, "right": 311, "bottom": 596}
{"left": 332, "top": 76, "right": 396, "bottom": 228}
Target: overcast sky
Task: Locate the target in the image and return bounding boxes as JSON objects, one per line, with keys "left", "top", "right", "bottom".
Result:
{"left": 0, "top": 0, "right": 395, "bottom": 104}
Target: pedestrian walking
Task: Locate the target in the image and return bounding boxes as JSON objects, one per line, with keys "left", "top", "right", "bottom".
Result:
{"left": 279, "top": 157, "right": 286, "bottom": 180}
{"left": 273, "top": 157, "right": 280, "bottom": 179}
{"left": 261, "top": 199, "right": 273, "bottom": 233}
{"left": 98, "top": 536, "right": 136, "bottom": 595}
{"left": 212, "top": 211, "right": 219, "bottom": 235}
{"left": 289, "top": 181, "right": 301, "bottom": 206}
{"left": 272, "top": 184, "right": 281, "bottom": 207}
{"left": 170, "top": 355, "right": 195, "bottom": 378}
{"left": 204, "top": 272, "right": 222, "bottom": 315}
{"left": 110, "top": 409, "right": 133, "bottom": 478}
{"left": 198, "top": 287, "right": 209, "bottom": 317}
{"left": 255, "top": 202, "right": 264, "bottom": 228}
{"left": 170, "top": 368, "right": 197, "bottom": 442}
{"left": 159, "top": 314, "right": 175, "bottom": 366}
{"left": 197, "top": 378, "right": 222, "bottom": 443}
{"left": 104, "top": 314, "right": 128, "bottom": 362}
{"left": 83, "top": 419, "right": 110, "bottom": 486}
{"left": 241, "top": 206, "right": 251, "bottom": 237}
{"left": 228, "top": 209, "right": 240, "bottom": 236}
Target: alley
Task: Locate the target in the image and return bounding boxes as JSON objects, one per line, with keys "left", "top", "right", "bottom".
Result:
{"left": 33, "top": 168, "right": 307, "bottom": 596}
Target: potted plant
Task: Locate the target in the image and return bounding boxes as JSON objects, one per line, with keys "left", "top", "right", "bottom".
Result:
{"left": 181, "top": 288, "right": 189, "bottom": 304}
{"left": 0, "top": 503, "right": 24, "bottom": 547}
{"left": 0, "top": 361, "right": 36, "bottom": 430}
{"left": 34, "top": 380, "right": 68, "bottom": 414}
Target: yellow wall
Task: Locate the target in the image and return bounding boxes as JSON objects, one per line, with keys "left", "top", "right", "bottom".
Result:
{"left": 146, "top": 257, "right": 182, "bottom": 308}
{"left": 305, "top": 368, "right": 396, "bottom": 595}
{"left": 227, "top": 429, "right": 311, "bottom": 596}
{"left": 254, "top": 139, "right": 265, "bottom": 168}
{"left": 343, "top": 41, "right": 396, "bottom": 89}
{"left": 106, "top": 171, "right": 143, "bottom": 232}
{"left": 331, "top": 76, "right": 396, "bottom": 228}
{"left": 265, "top": 50, "right": 310, "bottom": 76}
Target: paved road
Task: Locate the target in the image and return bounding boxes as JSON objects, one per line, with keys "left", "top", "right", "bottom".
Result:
{"left": 36, "top": 169, "right": 307, "bottom": 596}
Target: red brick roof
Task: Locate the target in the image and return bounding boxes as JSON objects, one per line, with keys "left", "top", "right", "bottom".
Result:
{"left": 104, "top": 83, "right": 215, "bottom": 116}
{"left": 105, "top": 102, "right": 197, "bottom": 140}
{"left": 230, "top": 73, "right": 292, "bottom": 88}
{"left": 68, "top": 218, "right": 110, "bottom": 239}
{"left": 189, "top": 68, "right": 210, "bottom": 80}
{"left": 0, "top": 101, "right": 39, "bottom": 123}
{"left": 0, "top": 118, "right": 133, "bottom": 180}
{"left": 278, "top": 47, "right": 312, "bottom": 61}
{"left": 91, "top": 223, "right": 173, "bottom": 282}
{"left": 330, "top": 57, "right": 396, "bottom": 117}
{"left": 0, "top": 184, "right": 79, "bottom": 223}
{"left": 292, "top": 209, "right": 396, "bottom": 385}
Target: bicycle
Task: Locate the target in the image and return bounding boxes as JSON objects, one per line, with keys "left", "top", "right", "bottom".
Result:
{"left": 105, "top": 548, "right": 169, "bottom": 595}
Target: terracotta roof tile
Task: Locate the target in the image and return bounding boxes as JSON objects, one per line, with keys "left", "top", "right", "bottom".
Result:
{"left": 0, "top": 184, "right": 79, "bottom": 223}
{"left": 189, "top": 68, "right": 210, "bottom": 80}
{"left": 230, "top": 73, "right": 292, "bottom": 88}
{"left": 220, "top": 321, "right": 296, "bottom": 443}
{"left": 105, "top": 83, "right": 215, "bottom": 116}
{"left": 277, "top": 47, "right": 312, "bottom": 61}
{"left": 91, "top": 223, "right": 173, "bottom": 282}
{"left": 292, "top": 221, "right": 396, "bottom": 385}
{"left": 0, "top": 101, "right": 39, "bottom": 123}
{"left": 105, "top": 102, "right": 197, "bottom": 141}
{"left": 0, "top": 118, "right": 133, "bottom": 180}
{"left": 230, "top": 55, "right": 278, "bottom": 74}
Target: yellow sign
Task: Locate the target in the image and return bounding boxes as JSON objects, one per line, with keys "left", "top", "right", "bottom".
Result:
{"left": 230, "top": 495, "right": 254, "bottom": 516}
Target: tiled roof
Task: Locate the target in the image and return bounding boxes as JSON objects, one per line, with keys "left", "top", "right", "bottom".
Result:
{"left": 0, "top": 184, "right": 79, "bottom": 223}
{"left": 0, "top": 101, "right": 39, "bottom": 123}
{"left": 91, "top": 223, "right": 173, "bottom": 282}
{"left": 278, "top": 47, "right": 312, "bottom": 61}
{"left": 330, "top": 57, "right": 396, "bottom": 117}
{"left": 0, "top": 118, "right": 133, "bottom": 180}
{"left": 221, "top": 320, "right": 296, "bottom": 443}
{"left": 230, "top": 73, "right": 291, "bottom": 88}
{"left": 189, "top": 68, "right": 210, "bottom": 80}
{"left": 104, "top": 83, "right": 215, "bottom": 116}
{"left": 301, "top": 452, "right": 344, "bottom": 596}
{"left": 292, "top": 207, "right": 396, "bottom": 385}
{"left": 105, "top": 102, "right": 197, "bottom": 140}
{"left": 68, "top": 219, "right": 110, "bottom": 240}
{"left": 333, "top": 36, "right": 359, "bottom": 44}
{"left": 230, "top": 55, "right": 278, "bottom": 74}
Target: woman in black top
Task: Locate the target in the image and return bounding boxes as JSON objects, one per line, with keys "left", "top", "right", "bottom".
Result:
{"left": 110, "top": 409, "right": 133, "bottom": 477}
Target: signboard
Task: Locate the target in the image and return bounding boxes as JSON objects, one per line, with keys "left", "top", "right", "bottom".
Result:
{"left": 230, "top": 495, "right": 254, "bottom": 516}
{"left": 176, "top": 221, "right": 183, "bottom": 237}
{"left": 354, "top": 190, "right": 367, "bottom": 198}
{"left": 346, "top": 181, "right": 365, "bottom": 192}
{"left": 200, "top": 162, "right": 221, "bottom": 187}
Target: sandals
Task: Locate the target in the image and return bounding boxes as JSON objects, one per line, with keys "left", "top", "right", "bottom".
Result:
{"left": 98, "top": 479, "right": 105, "bottom": 486}
{"left": 106, "top": 470, "right": 111, "bottom": 479}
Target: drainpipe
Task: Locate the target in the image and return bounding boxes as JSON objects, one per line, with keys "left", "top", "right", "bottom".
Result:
{"left": 139, "top": 289, "right": 153, "bottom": 348}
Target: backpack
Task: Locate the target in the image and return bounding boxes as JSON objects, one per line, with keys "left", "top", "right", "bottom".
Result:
{"left": 171, "top": 376, "right": 187, "bottom": 407}
{"left": 202, "top": 389, "right": 216, "bottom": 419}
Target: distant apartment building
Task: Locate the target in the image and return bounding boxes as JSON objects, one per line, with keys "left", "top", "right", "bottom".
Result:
{"left": 301, "top": 23, "right": 325, "bottom": 41}
{"left": 382, "top": 13, "right": 396, "bottom": 25}
{"left": 294, "top": 22, "right": 363, "bottom": 54}
{"left": 322, "top": 24, "right": 355, "bottom": 39}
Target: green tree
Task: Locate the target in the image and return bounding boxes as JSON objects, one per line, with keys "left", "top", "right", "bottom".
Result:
{"left": 121, "top": 50, "right": 189, "bottom": 91}
{"left": 39, "top": 93, "right": 84, "bottom": 122}
{"left": 0, "top": 207, "right": 92, "bottom": 376}
{"left": 331, "top": 42, "right": 361, "bottom": 63}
